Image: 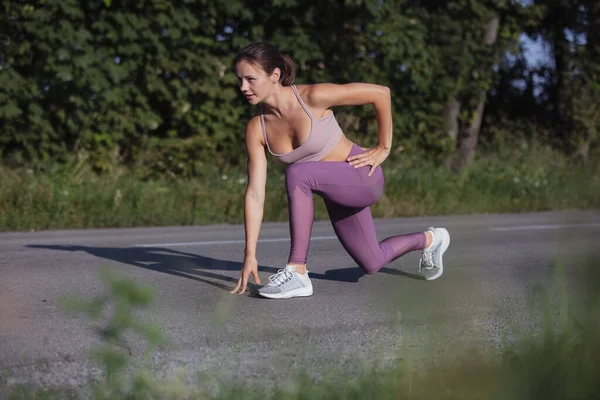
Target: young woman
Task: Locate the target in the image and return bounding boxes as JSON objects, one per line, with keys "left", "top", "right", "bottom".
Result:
{"left": 229, "top": 43, "right": 450, "bottom": 299}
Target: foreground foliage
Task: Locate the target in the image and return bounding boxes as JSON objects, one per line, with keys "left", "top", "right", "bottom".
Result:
{"left": 2, "top": 261, "right": 599, "bottom": 399}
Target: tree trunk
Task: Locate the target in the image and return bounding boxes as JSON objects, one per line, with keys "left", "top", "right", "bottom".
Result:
{"left": 578, "top": 0, "right": 600, "bottom": 162}
{"left": 458, "top": 92, "right": 487, "bottom": 167}
{"left": 553, "top": 28, "right": 569, "bottom": 127}
{"left": 578, "top": 138, "right": 591, "bottom": 164}
{"left": 455, "top": 15, "right": 499, "bottom": 168}
{"left": 442, "top": 98, "right": 461, "bottom": 169}
{"left": 586, "top": 1, "right": 600, "bottom": 51}
{"left": 550, "top": 3, "right": 571, "bottom": 146}
{"left": 442, "top": 99, "right": 461, "bottom": 140}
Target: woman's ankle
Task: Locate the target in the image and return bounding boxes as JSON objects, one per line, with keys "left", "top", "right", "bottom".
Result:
{"left": 424, "top": 231, "right": 433, "bottom": 248}
{"left": 288, "top": 262, "right": 307, "bottom": 274}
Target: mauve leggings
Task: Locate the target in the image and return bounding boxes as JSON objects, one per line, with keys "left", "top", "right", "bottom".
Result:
{"left": 285, "top": 143, "right": 426, "bottom": 274}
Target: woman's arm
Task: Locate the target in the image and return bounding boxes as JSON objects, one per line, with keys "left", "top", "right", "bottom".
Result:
{"left": 307, "top": 83, "right": 392, "bottom": 150}
{"left": 230, "top": 116, "right": 267, "bottom": 294}
{"left": 243, "top": 116, "right": 268, "bottom": 258}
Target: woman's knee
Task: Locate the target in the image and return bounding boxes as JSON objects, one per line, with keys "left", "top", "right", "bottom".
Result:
{"left": 359, "top": 259, "right": 384, "bottom": 275}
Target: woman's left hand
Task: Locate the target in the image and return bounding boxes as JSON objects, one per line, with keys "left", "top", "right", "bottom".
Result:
{"left": 347, "top": 145, "right": 391, "bottom": 176}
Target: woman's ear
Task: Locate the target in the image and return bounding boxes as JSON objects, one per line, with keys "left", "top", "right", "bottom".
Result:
{"left": 271, "top": 67, "right": 281, "bottom": 83}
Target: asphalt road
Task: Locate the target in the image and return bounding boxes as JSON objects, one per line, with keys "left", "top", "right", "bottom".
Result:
{"left": 1, "top": 210, "right": 599, "bottom": 392}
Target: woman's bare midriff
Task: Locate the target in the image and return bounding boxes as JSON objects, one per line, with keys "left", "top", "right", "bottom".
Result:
{"left": 318, "top": 134, "right": 355, "bottom": 162}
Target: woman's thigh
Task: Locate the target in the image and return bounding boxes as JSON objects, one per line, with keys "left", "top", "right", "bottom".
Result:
{"left": 286, "top": 159, "right": 384, "bottom": 208}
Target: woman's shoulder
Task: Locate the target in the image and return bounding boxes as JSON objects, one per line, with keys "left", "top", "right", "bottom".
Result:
{"left": 293, "top": 83, "right": 337, "bottom": 106}
{"left": 245, "top": 113, "right": 262, "bottom": 132}
{"left": 244, "top": 114, "right": 265, "bottom": 146}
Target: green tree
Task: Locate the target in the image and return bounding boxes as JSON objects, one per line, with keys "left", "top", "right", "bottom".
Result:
{"left": 2, "top": 0, "right": 593, "bottom": 176}
{"left": 570, "top": 0, "right": 600, "bottom": 162}
{"left": 526, "top": 0, "right": 599, "bottom": 159}
{"left": 0, "top": 0, "right": 250, "bottom": 175}
{"left": 421, "top": 0, "right": 541, "bottom": 168}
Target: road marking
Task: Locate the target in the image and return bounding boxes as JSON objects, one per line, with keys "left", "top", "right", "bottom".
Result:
{"left": 134, "top": 236, "right": 338, "bottom": 248}
{"left": 490, "top": 223, "right": 600, "bottom": 232}
{"left": 134, "top": 222, "right": 600, "bottom": 246}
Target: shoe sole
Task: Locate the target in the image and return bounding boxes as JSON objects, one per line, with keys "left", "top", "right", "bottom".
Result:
{"left": 425, "top": 228, "right": 450, "bottom": 281}
{"left": 259, "top": 286, "right": 313, "bottom": 299}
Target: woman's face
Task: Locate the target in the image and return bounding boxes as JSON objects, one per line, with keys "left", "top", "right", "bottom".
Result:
{"left": 235, "top": 60, "right": 278, "bottom": 104}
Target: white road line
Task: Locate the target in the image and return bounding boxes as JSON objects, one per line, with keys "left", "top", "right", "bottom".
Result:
{"left": 134, "top": 222, "right": 599, "bottom": 246}
{"left": 134, "top": 235, "right": 338, "bottom": 248}
{"left": 490, "top": 223, "right": 600, "bottom": 232}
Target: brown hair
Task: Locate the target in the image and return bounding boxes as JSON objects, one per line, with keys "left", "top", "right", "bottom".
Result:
{"left": 234, "top": 42, "right": 296, "bottom": 86}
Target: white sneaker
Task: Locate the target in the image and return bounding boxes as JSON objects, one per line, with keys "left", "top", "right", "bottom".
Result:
{"left": 258, "top": 265, "right": 313, "bottom": 299}
{"left": 418, "top": 227, "right": 450, "bottom": 280}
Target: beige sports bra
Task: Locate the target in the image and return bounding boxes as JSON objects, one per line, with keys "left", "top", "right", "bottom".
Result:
{"left": 260, "top": 85, "right": 343, "bottom": 164}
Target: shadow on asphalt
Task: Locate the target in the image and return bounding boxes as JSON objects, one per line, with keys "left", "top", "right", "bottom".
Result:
{"left": 25, "top": 245, "right": 422, "bottom": 294}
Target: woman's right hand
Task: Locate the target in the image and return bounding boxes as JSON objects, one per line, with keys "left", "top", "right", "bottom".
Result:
{"left": 230, "top": 256, "right": 262, "bottom": 295}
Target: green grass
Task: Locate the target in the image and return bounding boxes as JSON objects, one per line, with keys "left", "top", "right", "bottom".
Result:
{"left": 1, "top": 142, "right": 598, "bottom": 232}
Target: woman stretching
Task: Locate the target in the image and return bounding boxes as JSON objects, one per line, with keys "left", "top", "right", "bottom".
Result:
{"left": 229, "top": 43, "right": 450, "bottom": 299}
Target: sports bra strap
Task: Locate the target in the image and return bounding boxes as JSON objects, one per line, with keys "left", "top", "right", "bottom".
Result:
{"left": 291, "top": 85, "right": 314, "bottom": 119}
{"left": 259, "top": 105, "right": 271, "bottom": 150}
